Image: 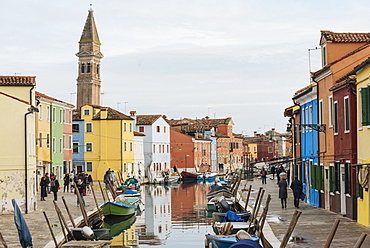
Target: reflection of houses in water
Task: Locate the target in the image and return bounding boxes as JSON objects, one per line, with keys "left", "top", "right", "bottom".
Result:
{"left": 110, "top": 222, "right": 138, "bottom": 247}
{"left": 172, "top": 183, "right": 212, "bottom": 224}
{"left": 137, "top": 186, "right": 171, "bottom": 245}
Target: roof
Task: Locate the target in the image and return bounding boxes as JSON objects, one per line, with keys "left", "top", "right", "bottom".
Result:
{"left": 136, "top": 115, "right": 162, "bottom": 125}
{"left": 72, "top": 109, "right": 81, "bottom": 120}
{"left": 134, "top": 131, "right": 145, "bottom": 136}
{"left": 36, "top": 91, "right": 74, "bottom": 107}
{"left": 93, "top": 107, "right": 133, "bottom": 120}
{"left": 320, "top": 31, "right": 370, "bottom": 44}
{"left": 0, "top": 76, "right": 36, "bottom": 86}
{"left": 79, "top": 9, "right": 101, "bottom": 45}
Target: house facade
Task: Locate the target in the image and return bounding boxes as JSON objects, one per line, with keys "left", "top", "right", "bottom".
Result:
{"left": 0, "top": 76, "right": 37, "bottom": 213}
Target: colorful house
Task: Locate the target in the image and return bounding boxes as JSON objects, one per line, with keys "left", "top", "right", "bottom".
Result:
{"left": 292, "top": 84, "right": 320, "bottom": 207}
{"left": 133, "top": 113, "right": 171, "bottom": 183}
{"left": 73, "top": 105, "right": 134, "bottom": 181}
{"left": 0, "top": 76, "right": 38, "bottom": 213}
{"left": 35, "top": 92, "right": 74, "bottom": 183}
{"left": 313, "top": 31, "right": 370, "bottom": 213}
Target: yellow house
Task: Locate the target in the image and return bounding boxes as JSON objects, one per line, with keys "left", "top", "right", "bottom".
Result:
{"left": 355, "top": 60, "right": 370, "bottom": 226}
{"left": 78, "top": 105, "right": 134, "bottom": 181}
{"left": 248, "top": 143, "right": 258, "bottom": 162}
{"left": 0, "top": 76, "right": 38, "bottom": 214}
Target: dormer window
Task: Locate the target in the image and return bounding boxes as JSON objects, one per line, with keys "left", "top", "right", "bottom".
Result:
{"left": 84, "top": 109, "right": 90, "bottom": 116}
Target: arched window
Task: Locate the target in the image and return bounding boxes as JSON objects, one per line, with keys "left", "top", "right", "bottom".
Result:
{"left": 87, "top": 63, "right": 91, "bottom": 73}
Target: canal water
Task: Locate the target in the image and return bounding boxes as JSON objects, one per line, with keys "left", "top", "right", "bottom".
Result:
{"left": 106, "top": 182, "right": 216, "bottom": 247}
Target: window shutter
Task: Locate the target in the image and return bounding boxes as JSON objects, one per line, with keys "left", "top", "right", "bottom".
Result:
{"left": 361, "top": 87, "right": 370, "bottom": 126}
{"left": 329, "top": 166, "right": 334, "bottom": 192}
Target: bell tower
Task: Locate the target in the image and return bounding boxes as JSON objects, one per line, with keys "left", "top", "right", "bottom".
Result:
{"left": 76, "top": 8, "right": 104, "bottom": 109}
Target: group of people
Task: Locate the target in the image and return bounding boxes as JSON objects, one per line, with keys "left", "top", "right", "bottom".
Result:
{"left": 260, "top": 165, "right": 303, "bottom": 209}
{"left": 39, "top": 171, "right": 93, "bottom": 206}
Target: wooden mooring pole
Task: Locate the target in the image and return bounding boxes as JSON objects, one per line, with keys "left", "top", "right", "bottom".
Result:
{"left": 324, "top": 219, "right": 340, "bottom": 248}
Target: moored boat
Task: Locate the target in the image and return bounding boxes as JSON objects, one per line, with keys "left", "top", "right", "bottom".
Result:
{"left": 181, "top": 171, "right": 198, "bottom": 182}
{"left": 204, "top": 233, "right": 260, "bottom": 248}
{"left": 198, "top": 172, "right": 218, "bottom": 181}
{"left": 101, "top": 200, "right": 138, "bottom": 217}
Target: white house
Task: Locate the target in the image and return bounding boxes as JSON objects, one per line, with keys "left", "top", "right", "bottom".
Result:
{"left": 131, "top": 112, "right": 170, "bottom": 183}
{"left": 134, "top": 131, "right": 145, "bottom": 180}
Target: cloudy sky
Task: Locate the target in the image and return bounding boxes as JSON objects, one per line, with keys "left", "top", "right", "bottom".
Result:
{"left": 2, "top": 0, "right": 370, "bottom": 135}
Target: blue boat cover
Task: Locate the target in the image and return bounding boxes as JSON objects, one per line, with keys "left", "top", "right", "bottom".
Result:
{"left": 123, "top": 190, "right": 138, "bottom": 195}
{"left": 229, "top": 239, "right": 263, "bottom": 248}
{"left": 223, "top": 211, "right": 243, "bottom": 222}
{"left": 12, "top": 199, "right": 33, "bottom": 248}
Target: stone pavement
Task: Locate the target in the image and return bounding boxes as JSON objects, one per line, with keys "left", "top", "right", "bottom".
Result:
{"left": 0, "top": 187, "right": 105, "bottom": 247}
{"left": 240, "top": 175, "right": 370, "bottom": 247}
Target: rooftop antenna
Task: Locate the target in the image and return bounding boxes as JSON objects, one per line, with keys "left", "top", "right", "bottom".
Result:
{"left": 89, "top": 0, "right": 93, "bottom": 10}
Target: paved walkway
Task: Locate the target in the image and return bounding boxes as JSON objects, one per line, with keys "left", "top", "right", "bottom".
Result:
{"left": 0, "top": 187, "right": 105, "bottom": 247}
{"left": 241, "top": 175, "right": 370, "bottom": 247}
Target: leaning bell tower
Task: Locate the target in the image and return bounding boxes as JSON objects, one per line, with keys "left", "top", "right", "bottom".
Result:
{"left": 76, "top": 8, "right": 104, "bottom": 109}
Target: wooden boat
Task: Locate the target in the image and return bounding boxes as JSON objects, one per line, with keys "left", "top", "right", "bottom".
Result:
{"left": 163, "top": 174, "right": 180, "bottom": 184}
{"left": 198, "top": 172, "right": 218, "bottom": 181}
{"left": 212, "top": 221, "right": 255, "bottom": 235}
{"left": 181, "top": 171, "right": 198, "bottom": 182}
{"left": 204, "top": 233, "right": 260, "bottom": 248}
{"left": 207, "top": 196, "right": 235, "bottom": 212}
{"left": 103, "top": 213, "right": 136, "bottom": 238}
{"left": 212, "top": 211, "right": 251, "bottom": 223}
{"left": 101, "top": 200, "right": 138, "bottom": 217}
{"left": 206, "top": 186, "right": 234, "bottom": 200}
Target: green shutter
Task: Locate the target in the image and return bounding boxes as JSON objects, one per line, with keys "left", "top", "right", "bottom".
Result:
{"left": 361, "top": 87, "right": 370, "bottom": 126}
{"left": 356, "top": 165, "right": 363, "bottom": 199}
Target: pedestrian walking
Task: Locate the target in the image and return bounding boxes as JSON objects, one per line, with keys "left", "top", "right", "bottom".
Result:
{"left": 63, "top": 173, "right": 69, "bottom": 192}
{"left": 40, "top": 176, "right": 48, "bottom": 201}
{"left": 276, "top": 166, "right": 281, "bottom": 184}
{"left": 45, "top": 173, "right": 51, "bottom": 193}
{"left": 278, "top": 174, "right": 288, "bottom": 208}
{"left": 261, "top": 167, "right": 267, "bottom": 184}
{"left": 290, "top": 176, "right": 303, "bottom": 208}
{"left": 270, "top": 165, "right": 276, "bottom": 179}
{"left": 76, "top": 179, "right": 86, "bottom": 206}
{"left": 50, "top": 176, "right": 60, "bottom": 201}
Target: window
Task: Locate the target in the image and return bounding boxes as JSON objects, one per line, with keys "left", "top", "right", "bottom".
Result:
{"left": 86, "top": 143, "right": 93, "bottom": 152}
{"left": 47, "top": 134, "right": 50, "bottom": 148}
{"left": 53, "top": 107, "right": 56, "bottom": 123}
{"left": 46, "top": 106, "right": 50, "bottom": 122}
{"left": 157, "top": 126, "right": 160, "bottom": 132}
{"left": 124, "top": 142, "right": 127, "bottom": 152}
{"left": 60, "top": 109, "right": 63, "bottom": 123}
{"left": 39, "top": 104, "right": 43, "bottom": 120}
{"left": 86, "top": 123, "right": 92, "bottom": 133}
{"left": 84, "top": 109, "right": 90, "bottom": 116}
{"left": 87, "top": 63, "right": 91, "bottom": 73}
{"left": 302, "top": 108, "right": 305, "bottom": 132}
{"left": 130, "top": 123, "right": 133, "bottom": 133}
{"left": 309, "top": 105, "right": 313, "bottom": 132}
{"left": 53, "top": 137, "right": 56, "bottom": 153}
{"left": 305, "top": 107, "right": 309, "bottom": 131}
{"left": 153, "top": 144, "right": 156, "bottom": 153}
{"left": 319, "top": 100, "right": 323, "bottom": 125}
{"left": 268, "top": 147, "right": 273, "bottom": 153}
{"left": 164, "top": 126, "right": 166, "bottom": 133}
{"left": 124, "top": 123, "right": 127, "bottom": 132}
{"left": 334, "top": 101, "right": 338, "bottom": 134}
{"left": 69, "top": 135, "right": 72, "bottom": 149}
{"left": 344, "top": 96, "right": 350, "bottom": 132}
{"left": 159, "top": 144, "right": 161, "bottom": 153}
{"left": 329, "top": 95, "right": 333, "bottom": 127}
{"left": 81, "top": 63, "right": 85, "bottom": 73}
{"left": 73, "top": 142, "right": 79, "bottom": 153}
{"left": 39, "top": 133, "right": 42, "bottom": 148}
{"left": 130, "top": 142, "right": 133, "bottom": 152}
{"left": 86, "top": 162, "right": 93, "bottom": 172}
{"left": 139, "top": 126, "right": 144, "bottom": 132}
{"left": 361, "top": 87, "right": 370, "bottom": 126}
{"left": 59, "top": 138, "right": 63, "bottom": 153}
{"left": 72, "top": 123, "right": 79, "bottom": 133}
{"left": 322, "top": 45, "right": 327, "bottom": 66}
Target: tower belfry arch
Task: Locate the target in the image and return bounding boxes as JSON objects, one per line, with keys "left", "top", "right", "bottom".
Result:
{"left": 76, "top": 8, "right": 104, "bottom": 109}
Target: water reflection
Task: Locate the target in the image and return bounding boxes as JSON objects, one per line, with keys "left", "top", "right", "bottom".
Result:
{"left": 107, "top": 182, "right": 215, "bottom": 247}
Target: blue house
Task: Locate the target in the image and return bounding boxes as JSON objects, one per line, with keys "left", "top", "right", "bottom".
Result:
{"left": 72, "top": 111, "right": 85, "bottom": 174}
{"left": 293, "top": 84, "right": 320, "bottom": 207}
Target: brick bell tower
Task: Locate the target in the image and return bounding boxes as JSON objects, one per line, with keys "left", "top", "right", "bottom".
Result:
{"left": 76, "top": 8, "right": 104, "bottom": 109}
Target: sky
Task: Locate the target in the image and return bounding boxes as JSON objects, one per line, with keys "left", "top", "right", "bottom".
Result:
{"left": 2, "top": 0, "right": 370, "bottom": 136}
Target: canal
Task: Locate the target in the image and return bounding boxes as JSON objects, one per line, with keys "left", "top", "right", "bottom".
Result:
{"left": 107, "top": 182, "right": 216, "bottom": 247}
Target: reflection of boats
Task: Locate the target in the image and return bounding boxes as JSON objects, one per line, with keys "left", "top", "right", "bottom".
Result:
{"left": 180, "top": 171, "right": 198, "bottom": 182}
{"left": 204, "top": 233, "right": 260, "bottom": 248}
{"left": 103, "top": 213, "right": 136, "bottom": 237}
{"left": 101, "top": 201, "right": 138, "bottom": 217}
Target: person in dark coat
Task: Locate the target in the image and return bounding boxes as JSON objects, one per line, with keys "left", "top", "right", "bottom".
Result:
{"left": 40, "top": 176, "right": 48, "bottom": 201}
{"left": 50, "top": 177, "right": 60, "bottom": 201}
{"left": 261, "top": 167, "right": 267, "bottom": 184}
{"left": 76, "top": 179, "right": 86, "bottom": 206}
{"left": 278, "top": 175, "right": 288, "bottom": 208}
{"left": 270, "top": 165, "right": 276, "bottom": 179}
{"left": 276, "top": 166, "right": 281, "bottom": 184}
{"left": 290, "top": 176, "right": 303, "bottom": 208}
{"left": 63, "top": 173, "right": 69, "bottom": 192}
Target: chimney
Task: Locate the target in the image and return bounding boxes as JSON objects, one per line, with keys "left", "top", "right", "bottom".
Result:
{"left": 254, "top": 131, "right": 257, "bottom": 137}
{"left": 130, "top": 110, "right": 137, "bottom": 131}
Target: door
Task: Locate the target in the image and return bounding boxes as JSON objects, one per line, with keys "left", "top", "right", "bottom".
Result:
{"left": 340, "top": 164, "right": 346, "bottom": 215}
